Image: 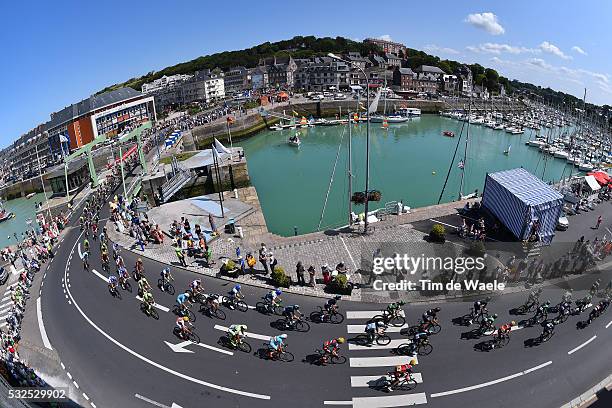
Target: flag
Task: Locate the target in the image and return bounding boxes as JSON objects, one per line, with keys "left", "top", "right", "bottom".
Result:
{"left": 458, "top": 160, "right": 465, "bottom": 169}
{"left": 212, "top": 145, "right": 220, "bottom": 160}
{"left": 214, "top": 138, "right": 231, "bottom": 155}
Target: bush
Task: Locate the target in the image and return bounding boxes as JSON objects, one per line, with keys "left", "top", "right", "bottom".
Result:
{"left": 271, "top": 266, "right": 291, "bottom": 288}
{"left": 429, "top": 224, "right": 446, "bottom": 242}
{"left": 220, "top": 259, "right": 239, "bottom": 277}
{"left": 327, "top": 274, "right": 353, "bottom": 295}
{"left": 468, "top": 241, "right": 486, "bottom": 257}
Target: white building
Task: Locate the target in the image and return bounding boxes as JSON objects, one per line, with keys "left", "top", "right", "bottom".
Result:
{"left": 141, "top": 74, "right": 192, "bottom": 93}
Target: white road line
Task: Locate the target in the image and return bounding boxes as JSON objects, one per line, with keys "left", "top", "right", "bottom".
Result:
{"left": 353, "top": 393, "right": 428, "bottom": 408}
{"left": 78, "top": 243, "right": 83, "bottom": 259}
{"left": 430, "top": 361, "right": 552, "bottom": 397}
{"left": 135, "top": 296, "right": 170, "bottom": 312}
{"left": 339, "top": 237, "right": 358, "bottom": 270}
{"left": 60, "top": 362, "right": 65, "bottom": 370}
{"left": 63, "top": 233, "right": 270, "bottom": 401}
{"left": 0, "top": 314, "right": 7, "bottom": 320}
{"left": 348, "top": 339, "right": 408, "bottom": 351}
{"left": 347, "top": 311, "right": 405, "bottom": 320}
{"left": 36, "top": 297, "right": 53, "bottom": 350}
{"left": 568, "top": 335, "right": 597, "bottom": 355}
{"left": 323, "top": 402, "right": 352, "bottom": 406}
{"left": 351, "top": 373, "right": 423, "bottom": 387}
{"left": 606, "top": 320, "right": 612, "bottom": 329}
{"left": 347, "top": 324, "right": 408, "bottom": 334}
{"left": 66, "top": 372, "right": 72, "bottom": 380}
{"left": 202, "top": 293, "right": 255, "bottom": 309}
{"left": 134, "top": 394, "right": 182, "bottom": 408}
{"left": 1, "top": 296, "right": 10, "bottom": 303}
{"left": 0, "top": 307, "right": 11, "bottom": 315}
{"left": 73, "top": 381, "right": 79, "bottom": 389}
{"left": 350, "top": 356, "right": 415, "bottom": 368}
{"left": 214, "top": 324, "right": 271, "bottom": 341}
{"left": 91, "top": 269, "right": 107, "bottom": 282}
{"left": 83, "top": 393, "right": 90, "bottom": 401}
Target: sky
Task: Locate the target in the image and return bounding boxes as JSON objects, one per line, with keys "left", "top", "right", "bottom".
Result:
{"left": 1, "top": 0, "right": 611, "bottom": 147}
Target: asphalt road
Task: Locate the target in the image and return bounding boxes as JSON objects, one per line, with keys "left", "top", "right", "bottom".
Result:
{"left": 34, "top": 186, "right": 612, "bottom": 408}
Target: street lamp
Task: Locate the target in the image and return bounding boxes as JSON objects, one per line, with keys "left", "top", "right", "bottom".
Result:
{"left": 328, "top": 53, "right": 372, "bottom": 234}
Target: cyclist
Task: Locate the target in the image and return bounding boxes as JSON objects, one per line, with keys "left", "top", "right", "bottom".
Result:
{"left": 496, "top": 321, "right": 515, "bottom": 343}
{"left": 138, "top": 276, "right": 151, "bottom": 295}
{"left": 176, "top": 316, "right": 192, "bottom": 338}
{"left": 117, "top": 266, "right": 129, "bottom": 285}
{"left": 282, "top": 304, "right": 302, "bottom": 327}
{"left": 204, "top": 293, "right": 221, "bottom": 313}
{"left": 265, "top": 288, "right": 282, "bottom": 308}
{"left": 160, "top": 268, "right": 173, "bottom": 291}
{"left": 321, "top": 337, "right": 345, "bottom": 364}
{"left": 421, "top": 307, "right": 440, "bottom": 330}
{"left": 112, "top": 242, "right": 120, "bottom": 260}
{"left": 525, "top": 288, "right": 543, "bottom": 309}
{"left": 469, "top": 297, "right": 491, "bottom": 324}
{"left": 561, "top": 289, "right": 573, "bottom": 304}
{"left": 365, "top": 320, "right": 386, "bottom": 344}
{"left": 227, "top": 284, "right": 243, "bottom": 309}
{"left": 83, "top": 238, "right": 90, "bottom": 252}
{"left": 324, "top": 295, "right": 341, "bottom": 317}
{"left": 142, "top": 291, "right": 155, "bottom": 313}
{"left": 534, "top": 300, "right": 551, "bottom": 322}
{"left": 575, "top": 294, "right": 593, "bottom": 312}
{"left": 386, "top": 301, "right": 405, "bottom": 318}
{"left": 82, "top": 251, "right": 90, "bottom": 270}
{"left": 228, "top": 324, "right": 248, "bottom": 347}
{"left": 588, "top": 303, "right": 603, "bottom": 323}
{"left": 101, "top": 248, "right": 109, "bottom": 268}
{"left": 176, "top": 292, "right": 191, "bottom": 315}
{"left": 108, "top": 275, "right": 118, "bottom": 293}
{"left": 386, "top": 360, "right": 417, "bottom": 392}
{"left": 480, "top": 313, "right": 497, "bottom": 333}
{"left": 268, "top": 334, "right": 287, "bottom": 358}
{"left": 541, "top": 320, "right": 555, "bottom": 339}
{"left": 189, "top": 279, "right": 203, "bottom": 296}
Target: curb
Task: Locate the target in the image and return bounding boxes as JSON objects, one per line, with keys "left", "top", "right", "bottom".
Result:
{"left": 560, "top": 374, "right": 612, "bottom": 408}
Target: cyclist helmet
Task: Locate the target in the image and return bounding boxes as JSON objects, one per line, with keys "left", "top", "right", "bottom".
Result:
{"left": 434, "top": 307, "right": 441, "bottom": 312}
{"left": 294, "top": 305, "right": 300, "bottom": 310}
{"left": 511, "top": 320, "right": 516, "bottom": 326}
{"left": 492, "top": 313, "right": 498, "bottom": 318}
{"left": 163, "top": 267, "right": 170, "bottom": 273}
{"left": 183, "top": 316, "right": 189, "bottom": 322}
{"left": 235, "top": 284, "right": 241, "bottom": 290}
{"left": 410, "top": 359, "right": 417, "bottom": 365}
{"left": 275, "top": 289, "right": 282, "bottom": 296}
{"left": 184, "top": 292, "right": 191, "bottom": 298}
{"left": 138, "top": 258, "right": 142, "bottom": 263}
{"left": 334, "top": 295, "right": 342, "bottom": 300}
{"left": 398, "top": 301, "right": 406, "bottom": 306}
{"left": 279, "top": 334, "right": 287, "bottom": 339}
{"left": 241, "top": 325, "right": 247, "bottom": 333}
{"left": 337, "top": 337, "right": 345, "bottom": 344}
{"left": 396, "top": 365, "right": 403, "bottom": 371}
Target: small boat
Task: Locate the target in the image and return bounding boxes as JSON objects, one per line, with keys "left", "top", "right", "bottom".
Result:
{"left": 288, "top": 134, "right": 301, "bottom": 147}
{"left": 503, "top": 144, "right": 511, "bottom": 155}
{"left": 0, "top": 201, "right": 14, "bottom": 223}
{"left": 442, "top": 131, "right": 455, "bottom": 137}
{"left": 578, "top": 162, "right": 595, "bottom": 172}
{"left": 26, "top": 192, "right": 36, "bottom": 199}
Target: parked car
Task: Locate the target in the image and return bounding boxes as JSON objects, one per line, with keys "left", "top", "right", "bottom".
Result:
{"left": 557, "top": 211, "right": 569, "bottom": 230}
{"left": 0, "top": 266, "right": 8, "bottom": 286}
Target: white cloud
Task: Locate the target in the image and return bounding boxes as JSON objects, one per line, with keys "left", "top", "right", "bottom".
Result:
{"left": 378, "top": 34, "right": 393, "bottom": 42}
{"left": 466, "top": 42, "right": 538, "bottom": 55}
{"left": 571, "top": 46, "right": 587, "bottom": 56}
{"left": 522, "top": 58, "right": 610, "bottom": 93}
{"left": 539, "top": 41, "right": 571, "bottom": 60}
{"left": 422, "top": 44, "right": 460, "bottom": 55}
{"left": 526, "top": 58, "right": 552, "bottom": 70}
{"left": 464, "top": 12, "right": 505, "bottom": 35}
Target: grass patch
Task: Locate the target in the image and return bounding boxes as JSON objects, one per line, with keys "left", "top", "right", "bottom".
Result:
{"left": 158, "top": 151, "right": 198, "bottom": 165}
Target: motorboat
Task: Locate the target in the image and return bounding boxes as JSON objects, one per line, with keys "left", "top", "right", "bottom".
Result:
{"left": 553, "top": 150, "right": 570, "bottom": 159}
{"left": 442, "top": 131, "right": 455, "bottom": 137}
{"left": 288, "top": 134, "right": 301, "bottom": 147}
{"left": 578, "top": 162, "right": 595, "bottom": 172}
{"left": 400, "top": 107, "right": 421, "bottom": 116}
{"left": 26, "top": 192, "right": 36, "bottom": 199}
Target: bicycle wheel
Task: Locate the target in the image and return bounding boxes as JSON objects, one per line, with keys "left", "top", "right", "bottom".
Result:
{"left": 330, "top": 354, "right": 347, "bottom": 364}
{"left": 150, "top": 308, "right": 160, "bottom": 320}
{"left": 273, "top": 305, "right": 284, "bottom": 316}
{"left": 427, "top": 323, "right": 442, "bottom": 334}
{"left": 255, "top": 302, "right": 267, "bottom": 313}
{"left": 541, "top": 330, "right": 554, "bottom": 342}
{"left": 376, "top": 334, "right": 391, "bottom": 346}
{"left": 498, "top": 334, "right": 510, "bottom": 347}
{"left": 186, "top": 308, "right": 196, "bottom": 322}
{"left": 157, "top": 278, "right": 164, "bottom": 289}
{"left": 309, "top": 311, "right": 323, "bottom": 323}
{"left": 390, "top": 315, "right": 406, "bottom": 327}
{"left": 212, "top": 308, "right": 227, "bottom": 320}
{"left": 189, "top": 331, "right": 201, "bottom": 344}
{"left": 238, "top": 340, "right": 252, "bottom": 353}
{"left": 235, "top": 300, "right": 248, "bottom": 313}
{"left": 330, "top": 312, "right": 344, "bottom": 324}
{"left": 279, "top": 351, "right": 295, "bottom": 362}
{"left": 418, "top": 343, "right": 433, "bottom": 355}
{"left": 123, "top": 281, "right": 132, "bottom": 292}
{"left": 166, "top": 283, "right": 175, "bottom": 295}
{"left": 295, "top": 320, "right": 310, "bottom": 333}
{"left": 397, "top": 377, "right": 418, "bottom": 391}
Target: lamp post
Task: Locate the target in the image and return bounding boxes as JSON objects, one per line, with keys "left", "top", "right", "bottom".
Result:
{"left": 329, "top": 53, "right": 371, "bottom": 234}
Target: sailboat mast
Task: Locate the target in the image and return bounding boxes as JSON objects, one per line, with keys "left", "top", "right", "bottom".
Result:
{"left": 459, "top": 96, "right": 472, "bottom": 199}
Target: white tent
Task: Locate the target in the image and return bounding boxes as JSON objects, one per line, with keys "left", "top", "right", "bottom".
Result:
{"left": 584, "top": 175, "right": 601, "bottom": 191}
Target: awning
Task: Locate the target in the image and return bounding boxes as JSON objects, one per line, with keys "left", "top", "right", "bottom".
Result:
{"left": 278, "top": 92, "right": 288, "bottom": 98}
{"left": 587, "top": 170, "right": 611, "bottom": 185}
{"left": 584, "top": 175, "right": 601, "bottom": 191}
{"left": 350, "top": 85, "right": 363, "bottom": 91}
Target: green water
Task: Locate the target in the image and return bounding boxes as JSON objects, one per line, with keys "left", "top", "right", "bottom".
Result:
{"left": 0, "top": 193, "right": 46, "bottom": 248}
{"left": 238, "top": 115, "right": 576, "bottom": 236}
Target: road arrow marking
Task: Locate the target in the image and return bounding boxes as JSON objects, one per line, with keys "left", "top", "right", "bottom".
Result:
{"left": 92, "top": 269, "right": 107, "bottom": 282}
{"left": 164, "top": 339, "right": 233, "bottom": 356}
{"left": 136, "top": 296, "right": 169, "bottom": 312}
{"left": 214, "top": 324, "right": 271, "bottom": 341}
{"left": 134, "top": 393, "right": 185, "bottom": 408}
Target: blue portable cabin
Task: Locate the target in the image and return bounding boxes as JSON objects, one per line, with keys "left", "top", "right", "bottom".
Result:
{"left": 481, "top": 168, "right": 563, "bottom": 245}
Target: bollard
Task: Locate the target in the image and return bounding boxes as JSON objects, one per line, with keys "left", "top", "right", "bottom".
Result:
{"left": 237, "top": 226, "right": 244, "bottom": 238}
{"left": 294, "top": 226, "right": 298, "bottom": 236}
{"left": 234, "top": 188, "right": 238, "bottom": 199}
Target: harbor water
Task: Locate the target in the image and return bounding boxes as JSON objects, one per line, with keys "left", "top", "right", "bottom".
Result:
{"left": 0, "top": 193, "right": 45, "bottom": 248}
{"left": 239, "top": 115, "right": 578, "bottom": 236}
